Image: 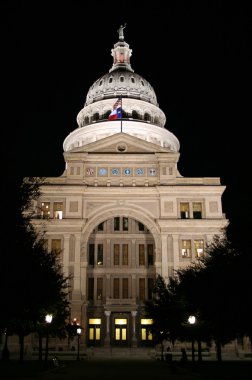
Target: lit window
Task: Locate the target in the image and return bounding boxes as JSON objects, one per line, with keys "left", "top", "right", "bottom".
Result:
{"left": 41, "top": 202, "right": 50, "bottom": 219}
{"left": 181, "top": 240, "right": 191, "bottom": 258}
{"left": 194, "top": 240, "right": 204, "bottom": 258}
{"left": 53, "top": 202, "right": 63, "bottom": 219}
{"left": 180, "top": 203, "right": 190, "bottom": 219}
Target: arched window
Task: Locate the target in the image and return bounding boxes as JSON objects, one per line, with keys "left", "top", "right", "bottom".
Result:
{"left": 109, "top": 77, "right": 113, "bottom": 83}
{"left": 131, "top": 77, "right": 135, "bottom": 83}
{"left": 99, "top": 81, "right": 103, "bottom": 86}
{"left": 120, "top": 76, "right": 124, "bottom": 82}
{"left": 84, "top": 116, "right": 89, "bottom": 125}
{"left": 92, "top": 112, "right": 99, "bottom": 122}
{"left": 141, "top": 80, "right": 145, "bottom": 86}
{"left": 144, "top": 113, "right": 151, "bottom": 122}
{"left": 132, "top": 110, "right": 140, "bottom": 120}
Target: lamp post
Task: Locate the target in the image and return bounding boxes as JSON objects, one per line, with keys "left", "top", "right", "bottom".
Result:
{"left": 44, "top": 314, "right": 53, "bottom": 368}
{"left": 188, "top": 315, "right": 196, "bottom": 363}
{"left": 76, "top": 327, "right": 81, "bottom": 361}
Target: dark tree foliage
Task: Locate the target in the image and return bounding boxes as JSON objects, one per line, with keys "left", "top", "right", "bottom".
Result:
{"left": 175, "top": 230, "right": 240, "bottom": 362}
{"left": 144, "top": 274, "right": 184, "bottom": 347}
{"left": 1, "top": 177, "right": 70, "bottom": 361}
{"left": 145, "top": 229, "right": 251, "bottom": 363}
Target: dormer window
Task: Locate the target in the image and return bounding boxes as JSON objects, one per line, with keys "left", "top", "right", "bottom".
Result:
{"left": 109, "top": 77, "right": 113, "bottom": 83}
{"left": 131, "top": 77, "right": 135, "bottom": 83}
{"left": 141, "top": 80, "right": 145, "bottom": 86}
{"left": 99, "top": 80, "right": 103, "bottom": 86}
{"left": 120, "top": 76, "right": 124, "bottom": 82}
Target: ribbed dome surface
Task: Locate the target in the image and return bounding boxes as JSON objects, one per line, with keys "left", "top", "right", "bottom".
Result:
{"left": 85, "top": 69, "right": 158, "bottom": 107}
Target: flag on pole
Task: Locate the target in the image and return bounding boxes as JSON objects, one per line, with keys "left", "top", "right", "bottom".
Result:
{"left": 108, "top": 97, "right": 122, "bottom": 120}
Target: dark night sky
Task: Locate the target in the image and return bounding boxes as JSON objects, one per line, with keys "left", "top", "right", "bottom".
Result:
{"left": 2, "top": 1, "right": 251, "bottom": 243}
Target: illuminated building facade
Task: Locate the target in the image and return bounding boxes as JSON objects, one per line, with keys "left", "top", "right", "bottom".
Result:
{"left": 33, "top": 27, "right": 227, "bottom": 350}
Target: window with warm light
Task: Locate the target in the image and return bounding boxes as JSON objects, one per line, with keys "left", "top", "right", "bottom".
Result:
{"left": 88, "top": 318, "right": 101, "bottom": 341}
{"left": 181, "top": 240, "right": 191, "bottom": 258}
{"left": 194, "top": 240, "right": 204, "bottom": 258}
{"left": 41, "top": 202, "right": 50, "bottom": 219}
{"left": 180, "top": 203, "right": 190, "bottom": 219}
{"left": 53, "top": 202, "right": 63, "bottom": 219}
{"left": 141, "top": 319, "right": 153, "bottom": 341}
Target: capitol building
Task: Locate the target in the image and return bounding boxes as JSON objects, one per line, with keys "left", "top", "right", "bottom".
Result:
{"left": 32, "top": 27, "right": 227, "bottom": 351}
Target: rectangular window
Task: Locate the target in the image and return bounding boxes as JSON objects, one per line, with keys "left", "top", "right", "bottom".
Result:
{"left": 114, "top": 244, "right": 120, "bottom": 265}
{"left": 51, "top": 239, "right": 61, "bottom": 254}
{"left": 194, "top": 240, "right": 204, "bottom": 258}
{"left": 89, "top": 244, "right": 94, "bottom": 266}
{"left": 123, "top": 217, "right": 128, "bottom": 231}
{"left": 98, "top": 222, "right": 104, "bottom": 231}
{"left": 97, "top": 244, "right": 103, "bottom": 266}
{"left": 180, "top": 202, "right": 190, "bottom": 219}
{"left": 193, "top": 203, "right": 202, "bottom": 219}
{"left": 114, "top": 217, "right": 120, "bottom": 231}
{"left": 147, "top": 278, "right": 154, "bottom": 300}
{"left": 122, "top": 278, "right": 128, "bottom": 299}
{"left": 122, "top": 244, "right": 128, "bottom": 265}
{"left": 181, "top": 240, "right": 191, "bottom": 258}
{"left": 147, "top": 244, "right": 154, "bottom": 266}
{"left": 88, "top": 278, "right": 94, "bottom": 300}
{"left": 138, "top": 222, "right": 145, "bottom": 231}
{"left": 97, "top": 277, "right": 103, "bottom": 300}
{"left": 114, "top": 278, "right": 120, "bottom": 299}
{"left": 41, "top": 202, "right": 50, "bottom": 219}
{"left": 139, "top": 244, "right": 145, "bottom": 265}
{"left": 139, "top": 278, "right": 145, "bottom": 300}
{"left": 53, "top": 202, "right": 63, "bottom": 219}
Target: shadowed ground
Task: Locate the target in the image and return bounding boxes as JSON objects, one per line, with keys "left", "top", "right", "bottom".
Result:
{"left": 1, "top": 359, "right": 252, "bottom": 380}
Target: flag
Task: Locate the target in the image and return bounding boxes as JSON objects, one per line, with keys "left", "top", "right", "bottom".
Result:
{"left": 108, "top": 97, "right": 122, "bottom": 120}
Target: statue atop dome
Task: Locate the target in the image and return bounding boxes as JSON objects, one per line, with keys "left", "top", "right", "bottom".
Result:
{"left": 117, "top": 23, "right": 127, "bottom": 41}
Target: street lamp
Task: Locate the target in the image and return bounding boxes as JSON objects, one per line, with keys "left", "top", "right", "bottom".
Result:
{"left": 188, "top": 315, "right": 196, "bottom": 363}
{"left": 76, "top": 327, "right": 82, "bottom": 361}
{"left": 44, "top": 314, "right": 53, "bottom": 368}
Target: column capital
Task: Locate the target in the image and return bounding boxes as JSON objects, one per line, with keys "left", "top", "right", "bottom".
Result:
{"left": 105, "top": 310, "right": 111, "bottom": 317}
{"left": 131, "top": 311, "right": 137, "bottom": 317}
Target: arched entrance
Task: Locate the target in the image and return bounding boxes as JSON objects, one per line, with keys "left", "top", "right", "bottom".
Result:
{"left": 81, "top": 209, "right": 161, "bottom": 348}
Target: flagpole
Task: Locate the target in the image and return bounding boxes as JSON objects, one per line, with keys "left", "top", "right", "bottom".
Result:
{"left": 120, "top": 96, "right": 123, "bottom": 133}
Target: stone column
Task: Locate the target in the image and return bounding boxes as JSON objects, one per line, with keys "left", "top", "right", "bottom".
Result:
{"left": 72, "top": 234, "right": 81, "bottom": 300}
{"left": 161, "top": 234, "right": 169, "bottom": 282}
{"left": 104, "top": 310, "right": 111, "bottom": 347}
{"left": 63, "top": 234, "right": 70, "bottom": 278}
{"left": 131, "top": 311, "right": 137, "bottom": 347}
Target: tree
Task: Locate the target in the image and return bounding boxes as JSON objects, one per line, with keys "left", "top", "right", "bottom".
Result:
{"left": 1, "top": 177, "right": 70, "bottom": 361}
{"left": 144, "top": 274, "right": 184, "bottom": 358}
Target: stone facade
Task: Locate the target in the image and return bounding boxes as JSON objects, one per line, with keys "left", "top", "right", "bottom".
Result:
{"left": 31, "top": 30, "right": 227, "bottom": 350}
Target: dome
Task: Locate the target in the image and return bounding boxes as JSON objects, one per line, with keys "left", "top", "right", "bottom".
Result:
{"left": 63, "top": 26, "right": 180, "bottom": 154}
{"left": 85, "top": 69, "right": 158, "bottom": 107}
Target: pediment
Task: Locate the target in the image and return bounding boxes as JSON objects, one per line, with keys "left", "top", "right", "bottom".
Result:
{"left": 70, "top": 132, "right": 170, "bottom": 154}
